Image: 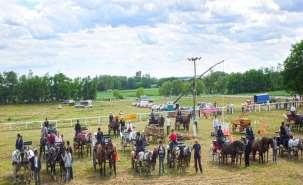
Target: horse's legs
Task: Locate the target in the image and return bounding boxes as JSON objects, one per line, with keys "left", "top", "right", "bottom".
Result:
{"left": 113, "top": 160, "right": 116, "bottom": 176}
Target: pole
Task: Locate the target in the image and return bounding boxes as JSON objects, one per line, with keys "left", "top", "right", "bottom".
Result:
{"left": 193, "top": 60, "right": 197, "bottom": 130}
{"left": 188, "top": 57, "right": 201, "bottom": 137}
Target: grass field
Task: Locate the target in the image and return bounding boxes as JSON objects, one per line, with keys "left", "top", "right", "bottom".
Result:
{"left": 1, "top": 96, "right": 303, "bottom": 185}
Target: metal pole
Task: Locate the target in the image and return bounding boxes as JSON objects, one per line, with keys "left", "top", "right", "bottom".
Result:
{"left": 193, "top": 60, "right": 197, "bottom": 129}
{"left": 188, "top": 57, "right": 201, "bottom": 138}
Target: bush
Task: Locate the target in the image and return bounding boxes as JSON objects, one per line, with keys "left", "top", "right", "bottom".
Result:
{"left": 113, "top": 90, "right": 124, "bottom": 99}
{"left": 136, "top": 87, "right": 144, "bottom": 98}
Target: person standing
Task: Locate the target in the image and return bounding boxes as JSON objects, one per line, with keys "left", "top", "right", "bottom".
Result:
{"left": 63, "top": 148, "right": 72, "bottom": 182}
{"left": 65, "top": 141, "right": 73, "bottom": 180}
{"left": 245, "top": 124, "right": 254, "bottom": 167}
{"left": 31, "top": 149, "right": 41, "bottom": 185}
{"left": 192, "top": 140, "right": 203, "bottom": 174}
{"left": 158, "top": 140, "right": 166, "bottom": 176}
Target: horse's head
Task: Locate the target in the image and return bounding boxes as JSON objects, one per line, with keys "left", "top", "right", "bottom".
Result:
{"left": 12, "top": 150, "right": 21, "bottom": 164}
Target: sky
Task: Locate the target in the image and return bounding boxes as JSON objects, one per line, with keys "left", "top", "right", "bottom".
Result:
{"left": 0, "top": 0, "right": 303, "bottom": 78}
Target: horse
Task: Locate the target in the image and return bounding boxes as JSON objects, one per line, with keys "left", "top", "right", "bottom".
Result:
{"left": 108, "top": 117, "right": 120, "bottom": 137}
{"left": 252, "top": 137, "right": 273, "bottom": 163}
{"left": 176, "top": 145, "right": 191, "bottom": 173}
{"left": 131, "top": 148, "right": 157, "bottom": 176}
{"left": 46, "top": 143, "right": 65, "bottom": 179}
{"left": 287, "top": 138, "right": 303, "bottom": 159}
{"left": 149, "top": 115, "right": 165, "bottom": 128}
{"left": 74, "top": 129, "right": 92, "bottom": 158}
{"left": 220, "top": 140, "right": 245, "bottom": 166}
{"left": 39, "top": 137, "right": 48, "bottom": 159}
{"left": 175, "top": 114, "right": 191, "bottom": 131}
{"left": 167, "top": 144, "right": 191, "bottom": 173}
{"left": 12, "top": 149, "right": 34, "bottom": 184}
{"left": 95, "top": 142, "right": 117, "bottom": 176}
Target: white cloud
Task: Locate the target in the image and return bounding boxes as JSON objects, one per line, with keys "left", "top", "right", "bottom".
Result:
{"left": 0, "top": 0, "right": 302, "bottom": 77}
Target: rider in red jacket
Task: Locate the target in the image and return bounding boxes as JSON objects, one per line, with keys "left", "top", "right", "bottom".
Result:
{"left": 48, "top": 133, "right": 55, "bottom": 145}
{"left": 169, "top": 129, "right": 177, "bottom": 151}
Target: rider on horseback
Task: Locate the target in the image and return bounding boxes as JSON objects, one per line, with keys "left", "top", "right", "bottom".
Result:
{"left": 15, "top": 133, "right": 24, "bottom": 151}
{"left": 245, "top": 124, "right": 255, "bottom": 142}
{"left": 216, "top": 126, "right": 224, "bottom": 149}
{"left": 245, "top": 124, "right": 254, "bottom": 167}
{"left": 135, "top": 132, "right": 144, "bottom": 157}
{"left": 169, "top": 129, "right": 177, "bottom": 152}
{"left": 75, "top": 120, "right": 81, "bottom": 136}
{"left": 280, "top": 122, "right": 289, "bottom": 148}
{"left": 290, "top": 105, "right": 296, "bottom": 117}
{"left": 96, "top": 128, "right": 104, "bottom": 144}
{"left": 109, "top": 113, "right": 114, "bottom": 123}
{"left": 126, "top": 121, "right": 133, "bottom": 133}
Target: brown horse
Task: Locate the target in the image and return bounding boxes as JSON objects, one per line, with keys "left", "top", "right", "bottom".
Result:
{"left": 95, "top": 143, "right": 117, "bottom": 176}
{"left": 74, "top": 130, "right": 92, "bottom": 158}
{"left": 252, "top": 137, "right": 273, "bottom": 163}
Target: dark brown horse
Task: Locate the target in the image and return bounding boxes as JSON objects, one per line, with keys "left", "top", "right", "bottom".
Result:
{"left": 220, "top": 140, "right": 245, "bottom": 166}
{"left": 108, "top": 116, "right": 120, "bottom": 137}
{"left": 252, "top": 137, "right": 273, "bottom": 163}
{"left": 175, "top": 114, "right": 191, "bottom": 131}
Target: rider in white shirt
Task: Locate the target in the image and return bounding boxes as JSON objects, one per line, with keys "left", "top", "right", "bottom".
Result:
{"left": 126, "top": 121, "right": 133, "bottom": 132}
{"left": 213, "top": 116, "right": 220, "bottom": 134}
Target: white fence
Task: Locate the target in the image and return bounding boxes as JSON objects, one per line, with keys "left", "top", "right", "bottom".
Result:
{"left": 0, "top": 113, "right": 151, "bottom": 132}
{"left": 1, "top": 101, "right": 303, "bottom": 132}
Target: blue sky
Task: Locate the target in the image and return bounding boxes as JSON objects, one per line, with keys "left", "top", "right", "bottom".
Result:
{"left": 0, "top": 0, "right": 303, "bottom": 77}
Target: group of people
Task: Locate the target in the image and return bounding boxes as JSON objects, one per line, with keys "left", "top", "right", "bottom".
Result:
{"left": 168, "top": 129, "right": 203, "bottom": 174}
{"left": 213, "top": 118, "right": 255, "bottom": 167}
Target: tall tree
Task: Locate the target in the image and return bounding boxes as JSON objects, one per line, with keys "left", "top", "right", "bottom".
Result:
{"left": 283, "top": 40, "right": 303, "bottom": 95}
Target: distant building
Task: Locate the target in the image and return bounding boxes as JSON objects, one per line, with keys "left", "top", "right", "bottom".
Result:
{"left": 135, "top": 71, "right": 142, "bottom": 78}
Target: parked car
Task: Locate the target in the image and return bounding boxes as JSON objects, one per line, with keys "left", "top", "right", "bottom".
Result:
{"left": 63, "top": 99, "right": 75, "bottom": 106}
{"left": 75, "top": 100, "right": 93, "bottom": 108}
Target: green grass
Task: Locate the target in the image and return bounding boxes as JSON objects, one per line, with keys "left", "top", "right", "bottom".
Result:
{"left": 1, "top": 96, "right": 303, "bottom": 185}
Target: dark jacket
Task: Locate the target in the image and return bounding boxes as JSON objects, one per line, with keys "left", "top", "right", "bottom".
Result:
{"left": 246, "top": 127, "right": 255, "bottom": 141}
{"left": 15, "top": 138, "right": 23, "bottom": 151}
{"left": 75, "top": 123, "right": 81, "bottom": 133}
{"left": 135, "top": 136, "right": 144, "bottom": 152}
{"left": 30, "top": 156, "right": 41, "bottom": 171}
{"left": 280, "top": 126, "right": 286, "bottom": 137}
{"left": 193, "top": 143, "right": 201, "bottom": 158}
{"left": 96, "top": 132, "right": 103, "bottom": 144}
{"left": 158, "top": 146, "right": 166, "bottom": 159}
{"left": 217, "top": 129, "right": 224, "bottom": 138}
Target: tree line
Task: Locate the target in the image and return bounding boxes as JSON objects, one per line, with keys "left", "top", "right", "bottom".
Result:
{"left": 0, "top": 71, "right": 97, "bottom": 104}
{"left": 158, "top": 67, "right": 284, "bottom": 96}
{"left": 1, "top": 40, "right": 302, "bottom": 104}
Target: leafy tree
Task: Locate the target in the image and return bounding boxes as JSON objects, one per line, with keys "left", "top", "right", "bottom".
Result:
{"left": 283, "top": 40, "right": 303, "bottom": 94}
